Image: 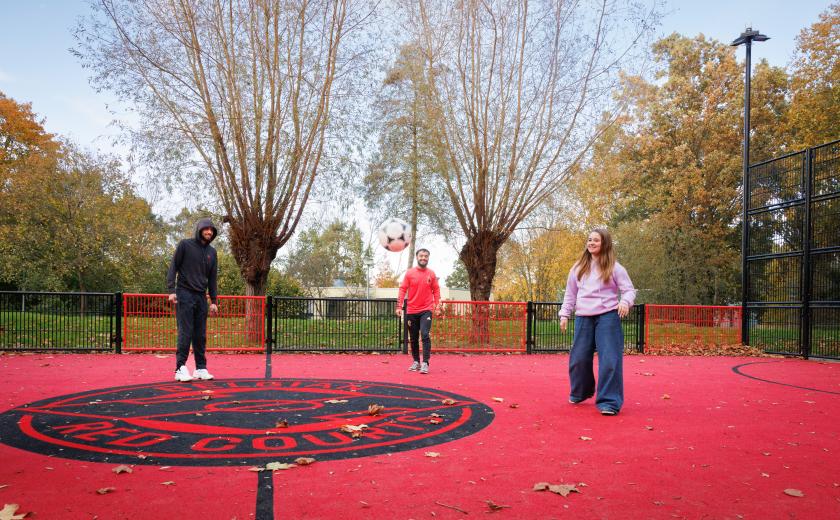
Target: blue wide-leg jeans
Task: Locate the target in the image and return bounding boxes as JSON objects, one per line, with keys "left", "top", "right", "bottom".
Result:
{"left": 569, "top": 310, "right": 624, "bottom": 413}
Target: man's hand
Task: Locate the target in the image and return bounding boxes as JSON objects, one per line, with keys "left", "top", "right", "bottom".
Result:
{"left": 617, "top": 301, "right": 630, "bottom": 318}
{"left": 209, "top": 303, "right": 218, "bottom": 317}
{"left": 168, "top": 293, "right": 177, "bottom": 304}
{"left": 395, "top": 308, "right": 403, "bottom": 318}
{"left": 560, "top": 317, "right": 568, "bottom": 332}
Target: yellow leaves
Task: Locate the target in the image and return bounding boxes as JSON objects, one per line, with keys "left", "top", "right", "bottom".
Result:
{"left": 441, "top": 399, "right": 456, "bottom": 405}
{"left": 294, "top": 457, "right": 316, "bottom": 466}
{"left": 112, "top": 465, "right": 132, "bottom": 474}
{"left": 367, "top": 404, "right": 384, "bottom": 416}
{"left": 783, "top": 488, "right": 805, "bottom": 497}
{"left": 275, "top": 419, "right": 289, "bottom": 428}
{"left": 96, "top": 487, "right": 116, "bottom": 495}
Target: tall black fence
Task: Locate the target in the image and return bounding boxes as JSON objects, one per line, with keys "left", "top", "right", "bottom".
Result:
{"left": 746, "top": 139, "right": 840, "bottom": 359}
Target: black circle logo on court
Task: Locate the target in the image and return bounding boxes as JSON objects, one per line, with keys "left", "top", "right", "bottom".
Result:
{"left": 0, "top": 379, "right": 495, "bottom": 466}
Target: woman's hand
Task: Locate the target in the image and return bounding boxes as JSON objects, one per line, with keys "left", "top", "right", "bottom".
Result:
{"left": 560, "top": 317, "right": 568, "bottom": 332}
{"left": 617, "top": 301, "right": 629, "bottom": 318}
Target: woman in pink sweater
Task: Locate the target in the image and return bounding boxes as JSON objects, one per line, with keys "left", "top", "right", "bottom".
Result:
{"left": 559, "top": 228, "right": 636, "bottom": 415}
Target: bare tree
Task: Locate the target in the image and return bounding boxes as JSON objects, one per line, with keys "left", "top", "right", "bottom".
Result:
{"left": 409, "top": 0, "right": 658, "bottom": 300}
{"left": 76, "top": 0, "right": 367, "bottom": 296}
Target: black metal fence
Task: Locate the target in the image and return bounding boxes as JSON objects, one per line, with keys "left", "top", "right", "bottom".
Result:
{"left": 746, "top": 139, "right": 840, "bottom": 359}
{"left": 0, "top": 291, "right": 646, "bottom": 354}
{"left": 0, "top": 292, "right": 117, "bottom": 351}
{"left": 528, "top": 302, "right": 645, "bottom": 353}
{"left": 269, "top": 297, "right": 402, "bottom": 352}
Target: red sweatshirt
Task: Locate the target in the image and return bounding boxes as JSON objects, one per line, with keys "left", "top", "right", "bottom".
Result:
{"left": 397, "top": 267, "right": 441, "bottom": 314}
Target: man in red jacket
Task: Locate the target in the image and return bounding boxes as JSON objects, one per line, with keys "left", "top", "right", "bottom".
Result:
{"left": 396, "top": 249, "right": 441, "bottom": 374}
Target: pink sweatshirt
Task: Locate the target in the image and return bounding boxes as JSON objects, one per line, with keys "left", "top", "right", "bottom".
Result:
{"left": 559, "top": 261, "right": 636, "bottom": 318}
{"left": 397, "top": 267, "right": 441, "bottom": 314}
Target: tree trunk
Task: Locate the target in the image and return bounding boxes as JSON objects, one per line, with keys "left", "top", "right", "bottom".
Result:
{"left": 460, "top": 231, "right": 506, "bottom": 346}
{"left": 226, "top": 216, "right": 276, "bottom": 344}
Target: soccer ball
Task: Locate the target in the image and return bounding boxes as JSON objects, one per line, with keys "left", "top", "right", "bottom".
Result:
{"left": 377, "top": 218, "right": 412, "bottom": 252}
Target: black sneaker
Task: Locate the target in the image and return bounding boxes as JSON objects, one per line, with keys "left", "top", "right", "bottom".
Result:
{"left": 600, "top": 409, "right": 617, "bottom": 416}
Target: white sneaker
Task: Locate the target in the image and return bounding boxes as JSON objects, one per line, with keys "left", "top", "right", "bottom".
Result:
{"left": 193, "top": 368, "right": 214, "bottom": 380}
{"left": 175, "top": 365, "right": 193, "bottom": 382}
{"left": 408, "top": 361, "right": 420, "bottom": 371}
{"left": 420, "top": 362, "right": 429, "bottom": 374}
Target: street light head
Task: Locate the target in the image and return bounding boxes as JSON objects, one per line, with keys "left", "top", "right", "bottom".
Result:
{"left": 731, "top": 28, "right": 769, "bottom": 46}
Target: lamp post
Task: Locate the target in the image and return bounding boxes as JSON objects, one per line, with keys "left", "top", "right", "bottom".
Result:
{"left": 731, "top": 28, "right": 768, "bottom": 345}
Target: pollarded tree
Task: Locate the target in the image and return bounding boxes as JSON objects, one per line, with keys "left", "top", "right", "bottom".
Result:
{"left": 76, "top": 0, "right": 369, "bottom": 296}
{"left": 409, "top": 0, "right": 659, "bottom": 300}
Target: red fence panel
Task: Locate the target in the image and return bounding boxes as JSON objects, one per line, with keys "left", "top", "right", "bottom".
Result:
{"left": 645, "top": 305, "right": 742, "bottom": 348}
{"left": 432, "top": 301, "right": 528, "bottom": 353}
{"left": 123, "top": 294, "right": 265, "bottom": 352}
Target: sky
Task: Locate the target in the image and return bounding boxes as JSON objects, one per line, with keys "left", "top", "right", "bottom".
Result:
{"left": 0, "top": 0, "right": 835, "bottom": 283}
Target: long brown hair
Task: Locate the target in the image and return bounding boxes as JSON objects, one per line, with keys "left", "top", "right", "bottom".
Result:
{"left": 573, "top": 228, "right": 616, "bottom": 283}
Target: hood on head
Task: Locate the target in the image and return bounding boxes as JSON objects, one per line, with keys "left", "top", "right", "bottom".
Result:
{"left": 194, "top": 218, "right": 218, "bottom": 243}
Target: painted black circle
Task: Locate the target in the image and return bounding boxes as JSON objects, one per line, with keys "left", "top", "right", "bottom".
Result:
{"left": 0, "top": 378, "right": 494, "bottom": 466}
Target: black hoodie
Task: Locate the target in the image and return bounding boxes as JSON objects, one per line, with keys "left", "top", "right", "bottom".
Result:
{"left": 166, "top": 218, "right": 219, "bottom": 303}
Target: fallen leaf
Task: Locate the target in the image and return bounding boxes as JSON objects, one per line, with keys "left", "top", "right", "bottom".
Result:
{"left": 96, "top": 487, "right": 116, "bottom": 495}
{"left": 533, "top": 482, "right": 581, "bottom": 497}
{"left": 429, "top": 417, "right": 443, "bottom": 424}
{"left": 368, "top": 404, "right": 384, "bottom": 416}
{"left": 201, "top": 390, "right": 214, "bottom": 394}
{"left": 492, "top": 397, "right": 504, "bottom": 403}
{"left": 161, "top": 481, "right": 175, "bottom": 486}
{"left": 645, "top": 426, "right": 654, "bottom": 431}
{"left": 425, "top": 452, "right": 441, "bottom": 458}
{"left": 783, "top": 489, "right": 804, "bottom": 497}
{"left": 642, "top": 372, "right": 654, "bottom": 376}
{"left": 761, "top": 473, "right": 770, "bottom": 478}
{"left": 662, "top": 394, "right": 671, "bottom": 400}
{"left": 154, "top": 354, "right": 168, "bottom": 359}
{"left": 485, "top": 499, "right": 510, "bottom": 511}
{"left": 340, "top": 424, "right": 368, "bottom": 438}
{"left": 275, "top": 419, "right": 289, "bottom": 428}
{"left": 0, "top": 504, "right": 28, "bottom": 520}
{"left": 509, "top": 403, "right": 520, "bottom": 409}
{"left": 325, "top": 399, "right": 348, "bottom": 404}
{"left": 265, "top": 462, "right": 296, "bottom": 471}
{"left": 137, "top": 454, "right": 148, "bottom": 460}
{"left": 430, "top": 413, "right": 442, "bottom": 418}
{"left": 548, "top": 484, "right": 580, "bottom": 497}
{"left": 579, "top": 436, "right": 592, "bottom": 441}
{"left": 248, "top": 467, "right": 264, "bottom": 472}
{"left": 359, "top": 501, "right": 370, "bottom": 508}
{"left": 112, "top": 465, "right": 132, "bottom": 474}
{"left": 441, "top": 399, "right": 456, "bottom": 405}
{"left": 294, "top": 457, "right": 316, "bottom": 466}
{"left": 201, "top": 395, "right": 211, "bottom": 401}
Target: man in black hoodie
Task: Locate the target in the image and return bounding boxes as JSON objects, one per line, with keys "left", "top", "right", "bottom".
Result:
{"left": 167, "top": 218, "right": 219, "bottom": 382}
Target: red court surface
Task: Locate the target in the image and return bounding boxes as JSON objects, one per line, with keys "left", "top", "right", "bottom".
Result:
{"left": 1, "top": 352, "right": 839, "bottom": 519}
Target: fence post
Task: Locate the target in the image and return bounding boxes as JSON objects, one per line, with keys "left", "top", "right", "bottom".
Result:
{"left": 525, "top": 302, "right": 534, "bottom": 354}
{"left": 114, "top": 292, "right": 123, "bottom": 354}
{"left": 265, "top": 296, "right": 273, "bottom": 355}
{"left": 801, "top": 148, "right": 813, "bottom": 360}
{"left": 636, "top": 304, "right": 645, "bottom": 354}
{"left": 402, "top": 299, "right": 408, "bottom": 354}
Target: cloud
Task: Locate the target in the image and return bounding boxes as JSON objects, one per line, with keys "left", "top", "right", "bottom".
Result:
{"left": 0, "top": 67, "right": 15, "bottom": 83}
